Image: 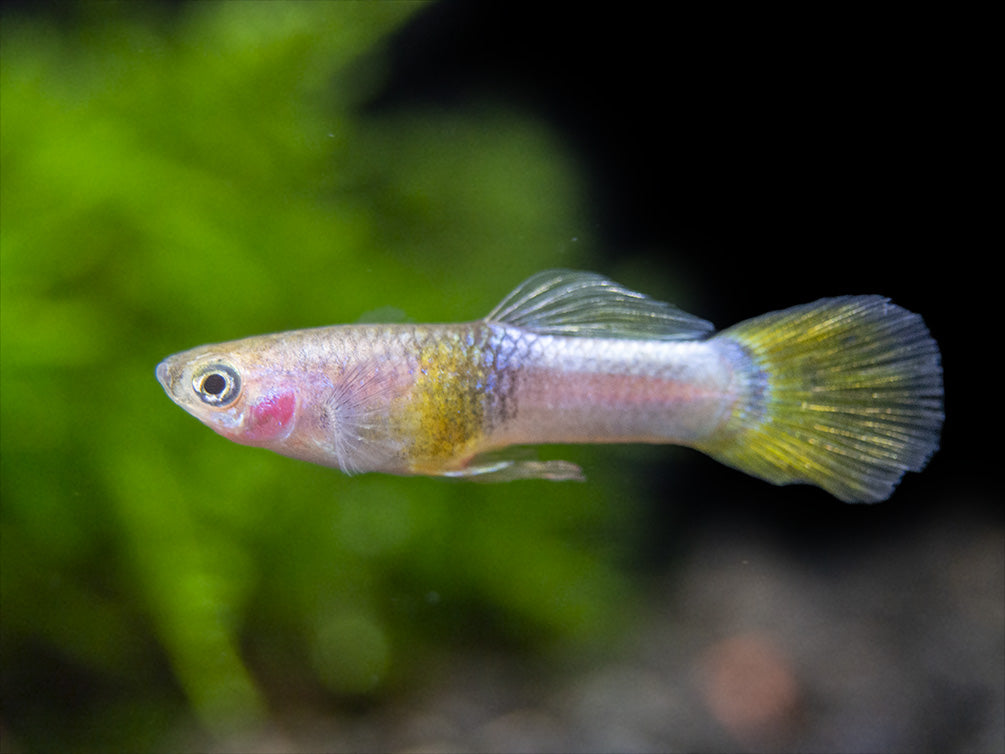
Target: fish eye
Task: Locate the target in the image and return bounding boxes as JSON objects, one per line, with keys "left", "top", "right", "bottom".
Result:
{"left": 193, "top": 363, "right": 241, "bottom": 407}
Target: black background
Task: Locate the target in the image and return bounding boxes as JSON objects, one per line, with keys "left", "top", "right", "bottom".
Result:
{"left": 368, "top": 1, "right": 994, "bottom": 549}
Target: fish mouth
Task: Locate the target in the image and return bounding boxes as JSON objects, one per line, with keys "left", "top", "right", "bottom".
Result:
{"left": 155, "top": 359, "right": 175, "bottom": 395}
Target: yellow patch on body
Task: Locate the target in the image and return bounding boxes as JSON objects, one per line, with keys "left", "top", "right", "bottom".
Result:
{"left": 404, "top": 335, "right": 492, "bottom": 473}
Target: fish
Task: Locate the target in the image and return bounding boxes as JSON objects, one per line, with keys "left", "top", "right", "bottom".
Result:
{"left": 156, "top": 270, "right": 944, "bottom": 502}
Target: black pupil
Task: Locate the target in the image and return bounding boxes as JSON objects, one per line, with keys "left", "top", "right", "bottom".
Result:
{"left": 202, "top": 373, "right": 227, "bottom": 395}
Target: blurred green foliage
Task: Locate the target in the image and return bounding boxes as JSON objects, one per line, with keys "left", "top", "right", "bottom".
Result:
{"left": 1, "top": 2, "right": 645, "bottom": 749}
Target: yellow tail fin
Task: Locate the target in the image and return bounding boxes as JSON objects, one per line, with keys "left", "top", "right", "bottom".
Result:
{"left": 704, "top": 296, "right": 943, "bottom": 502}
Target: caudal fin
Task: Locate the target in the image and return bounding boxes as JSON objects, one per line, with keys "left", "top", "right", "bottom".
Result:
{"left": 703, "top": 296, "right": 944, "bottom": 503}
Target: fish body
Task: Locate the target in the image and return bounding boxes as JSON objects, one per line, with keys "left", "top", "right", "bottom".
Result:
{"left": 157, "top": 271, "right": 944, "bottom": 502}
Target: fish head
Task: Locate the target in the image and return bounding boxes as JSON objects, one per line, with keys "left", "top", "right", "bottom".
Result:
{"left": 156, "top": 340, "right": 298, "bottom": 447}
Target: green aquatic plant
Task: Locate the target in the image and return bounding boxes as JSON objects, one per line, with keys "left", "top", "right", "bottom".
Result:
{"left": 1, "top": 3, "right": 639, "bottom": 748}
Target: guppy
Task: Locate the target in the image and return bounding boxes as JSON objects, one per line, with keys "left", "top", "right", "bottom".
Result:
{"left": 157, "top": 270, "right": 943, "bottom": 502}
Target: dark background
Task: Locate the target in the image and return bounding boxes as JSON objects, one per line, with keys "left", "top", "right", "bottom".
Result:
{"left": 369, "top": 0, "right": 993, "bottom": 538}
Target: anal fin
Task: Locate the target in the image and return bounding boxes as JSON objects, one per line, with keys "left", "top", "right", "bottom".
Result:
{"left": 442, "top": 455, "right": 585, "bottom": 482}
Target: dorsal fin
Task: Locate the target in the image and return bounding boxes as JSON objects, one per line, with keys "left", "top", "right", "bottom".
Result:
{"left": 485, "top": 270, "right": 714, "bottom": 340}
